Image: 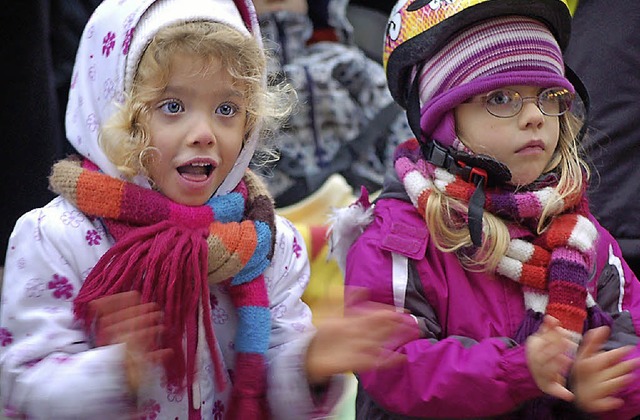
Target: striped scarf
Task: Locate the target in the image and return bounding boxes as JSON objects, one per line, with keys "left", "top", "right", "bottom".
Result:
{"left": 50, "top": 157, "right": 274, "bottom": 419}
{"left": 395, "top": 139, "right": 609, "bottom": 342}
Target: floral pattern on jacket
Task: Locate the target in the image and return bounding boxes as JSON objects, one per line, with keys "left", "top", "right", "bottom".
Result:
{"left": 0, "top": 197, "right": 343, "bottom": 419}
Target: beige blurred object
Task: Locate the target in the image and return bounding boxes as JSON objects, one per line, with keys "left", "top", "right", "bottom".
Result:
{"left": 277, "top": 173, "right": 355, "bottom": 225}
{"left": 253, "top": 0, "right": 307, "bottom": 15}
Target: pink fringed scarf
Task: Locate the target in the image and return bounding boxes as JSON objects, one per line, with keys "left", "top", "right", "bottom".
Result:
{"left": 50, "top": 158, "right": 275, "bottom": 419}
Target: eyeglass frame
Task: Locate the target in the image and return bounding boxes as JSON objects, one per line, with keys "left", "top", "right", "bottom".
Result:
{"left": 461, "top": 87, "right": 575, "bottom": 118}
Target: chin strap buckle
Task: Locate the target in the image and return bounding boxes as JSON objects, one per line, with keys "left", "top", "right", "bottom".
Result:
{"left": 420, "top": 141, "right": 458, "bottom": 171}
{"left": 457, "top": 162, "right": 487, "bottom": 247}
{"left": 458, "top": 162, "right": 488, "bottom": 188}
{"left": 420, "top": 141, "right": 487, "bottom": 247}
{"left": 421, "top": 141, "right": 489, "bottom": 188}
{"left": 469, "top": 166, "right": 488, "bottom": 188}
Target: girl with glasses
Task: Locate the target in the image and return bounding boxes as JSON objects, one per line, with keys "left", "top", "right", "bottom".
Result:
{"left": 330, "top": 0, "right": 640, "bottom": 418}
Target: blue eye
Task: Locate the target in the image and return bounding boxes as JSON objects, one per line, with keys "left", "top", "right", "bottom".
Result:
{"left": 159, "top": 100, "right": 184, "bottom": 114}
{"left": 216, "top": 103, "right": 238, "bottom": 117}
{"left": 486, "top": 90, "right": 514, "bottom": 106}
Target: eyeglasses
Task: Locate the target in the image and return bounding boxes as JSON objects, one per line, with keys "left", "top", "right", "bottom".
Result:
{"left": 463, "top": 87, "right": 574, "bottom": 118}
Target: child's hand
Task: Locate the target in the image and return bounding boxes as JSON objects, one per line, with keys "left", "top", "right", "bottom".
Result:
{"left": 571, "top": 326, "right": 638, "bottom": 413}
{"left": 525, "top": 315, "right": 576, "bottom": 401}
{"left": 304, "top": 288, "right": 417, "bottom": 385}
{"left": 88, "top": 291, "right": 173, "bottom": 393}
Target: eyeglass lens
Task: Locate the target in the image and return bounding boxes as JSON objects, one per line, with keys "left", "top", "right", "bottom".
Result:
{"left": 485, "top": 88, "right": 573, "bottom": 118}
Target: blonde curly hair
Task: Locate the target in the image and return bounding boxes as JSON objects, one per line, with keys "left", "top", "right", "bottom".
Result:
{"left": 100, "top": 21, "right": 294, "bottom": 181}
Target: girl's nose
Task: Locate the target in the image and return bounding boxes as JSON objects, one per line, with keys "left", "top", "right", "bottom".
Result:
{"left": 518, "top": 100, "right": 545, "bottom": 128}
{"left": 189, "top": 117, "right": 216, "bottom": 146}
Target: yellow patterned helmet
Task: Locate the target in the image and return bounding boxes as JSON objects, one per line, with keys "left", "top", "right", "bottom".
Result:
{"left": 383, "top": 0, "right": 572, "bottom": 108}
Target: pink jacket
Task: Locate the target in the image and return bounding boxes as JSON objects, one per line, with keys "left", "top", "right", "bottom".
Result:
{"left": 345, "top": 190, "right": 640, "bottom": 419}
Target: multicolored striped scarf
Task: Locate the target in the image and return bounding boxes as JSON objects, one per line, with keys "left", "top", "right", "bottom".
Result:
{"left": 395, "top": 139, "right": 610, "bottom": 342}
{"left": 50, "top": 157, "right": 274, "bottom": 419}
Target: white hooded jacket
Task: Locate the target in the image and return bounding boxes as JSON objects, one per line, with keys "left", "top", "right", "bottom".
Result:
{"left": 0, "top": 0, "right": 342, "bottom": 418}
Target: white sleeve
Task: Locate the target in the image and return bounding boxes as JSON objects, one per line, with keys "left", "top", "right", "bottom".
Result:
{"left": 264, "top": 216, "right": 345, "bottom": 420}
{"left": 0, "top": 199, "right": 134, "bottom": 419}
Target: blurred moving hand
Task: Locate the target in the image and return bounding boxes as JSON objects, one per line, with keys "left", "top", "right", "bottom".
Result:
{"left": 88, "top": 291, "right": 173, "bottom": 393}
{"left": 571, "top": 326, "right": 639, "bottom": 413}
{"left": 526, "top": 315, "right": 577, "bottom": 402}
{"left": 305, "top": 286, "right": 418, "bottom": 385}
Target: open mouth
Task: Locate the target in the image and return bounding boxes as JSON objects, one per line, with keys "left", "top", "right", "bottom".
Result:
{"left": 177, "top": 162, "right": 213, "bottom": 181}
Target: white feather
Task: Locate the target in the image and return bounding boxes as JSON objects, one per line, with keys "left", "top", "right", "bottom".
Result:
{"left": 327, "top": 202, "right": 375, "bottom": 274}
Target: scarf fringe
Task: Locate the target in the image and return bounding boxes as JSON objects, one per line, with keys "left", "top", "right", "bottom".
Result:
{"left": 74, "top": 221, "right": 225, "bottom": 391}
{"left": 585, "top": 305, "right": 613, "bottom": 331}
{"left": 513, "top": 309, "right": 544, "bottom": 344}
{"left": 513, "top": 306, "right": 612, "bottom": 346}
{"left": 53, "top": 158, "right": 274, "bottom": 411}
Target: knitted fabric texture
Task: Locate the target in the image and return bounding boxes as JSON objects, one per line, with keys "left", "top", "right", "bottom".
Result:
{"left": 416, "top": 16, "right": 574, "bottom": 147}
{"left": 124, "top": 0, "right": 250, "bottom": 93}
{"left": 50, "top": 158, "right": 275, "bottom": 419}
{"left": 395, "top": 139, "right": 605, "bottom": 342}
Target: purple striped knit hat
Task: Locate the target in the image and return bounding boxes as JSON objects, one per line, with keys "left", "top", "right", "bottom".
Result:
{"left": 417, "top": 16, "right": 575, "bottom": 148}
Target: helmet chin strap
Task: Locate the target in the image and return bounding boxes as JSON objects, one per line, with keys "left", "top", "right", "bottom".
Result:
{"left": 407, "top": 72, "right": 512, "bottom": 247}
{"left": 419, "top": 141, "right": 513, "bottom": 247}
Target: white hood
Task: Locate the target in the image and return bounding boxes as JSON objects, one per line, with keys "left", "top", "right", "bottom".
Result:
{"left": 65, "top": 0, "right": 264, "bottom": 195}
